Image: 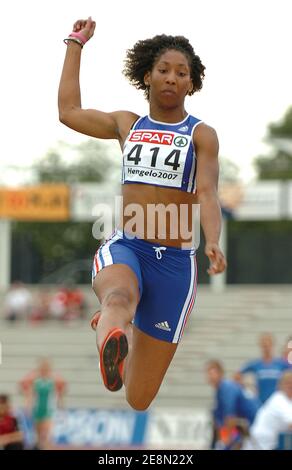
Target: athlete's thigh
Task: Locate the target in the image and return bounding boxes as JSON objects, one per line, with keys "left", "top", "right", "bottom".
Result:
{"left": 93, "top": 264, "right": 140, "bottom": 305}
{"left": 125, "top": 326, "right": 177, "bottom": 403}
{"left": 92, "top": 234, "right": 142, "bottom": 304}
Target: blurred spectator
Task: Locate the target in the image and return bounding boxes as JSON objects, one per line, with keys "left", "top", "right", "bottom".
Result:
{"left": 19, "top": 358, "right": 66, "bottom": 449}
{"left": 29, "top": 290, "right": 51, "bottom": 323}
{"left": 48, "top": 285, "right": 86, "bottom": 321}
{"left": 0, "top": 394, "right": 24, "bottom": 450}
{"left": 29, "top": 291, "right": 51, "bottom": 324}
{"left": 3, "top": 281, "right": 33, "bottom": 322}
{"left": 48, "top": 287, "right": 68, "bottom": 320}
{"left": 65, "top": 285, "right": 86, "bottom": 320}
{"left": 282, "top": 335, "right": 292, "bottom": 365}
{"left": 206, "top": 360, "right": 260, "bottom": 449}
{"left": 243, "top": 371, "right": 292, "bottom": 450}
{"left": 235, "top": 333, "right": 291, "bottom": 404}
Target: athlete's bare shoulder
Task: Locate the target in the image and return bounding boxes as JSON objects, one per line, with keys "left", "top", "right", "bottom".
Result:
{"left": 193, "top": 122, "right": 218, "bottom": 146}
{"left": 192, "top": 121, "right": 219, "bottom": 159}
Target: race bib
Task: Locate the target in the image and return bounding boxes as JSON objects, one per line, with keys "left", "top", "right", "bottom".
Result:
{"left": 122, "top": 129, "right": 193, "bottom": 189}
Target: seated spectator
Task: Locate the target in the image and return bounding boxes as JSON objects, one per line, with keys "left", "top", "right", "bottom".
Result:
{"left": 243, "top": 371, "right": 292, "bottom": 450}
{"left": 206, "top": 360, "right": 261, "bottom": 449}
{"left": 3, "top": 281, "right": 33, "bottom": 322}
{"left": 64, "top": 285, "right": 86, "bottom": 321}
{"left": 48, "top": 287, "right": 68, "bottom": 320}
{"left": 29, "top": 291, "right": 51, "bottom": 324}
{"left": 0, "top": 394, "right": 24, "bottom": 450}
{"left": 48, "top": 285, "right": 86, "bottom": 321}
{"left": 235, "top": 333, "right": 291, "bottom": 404}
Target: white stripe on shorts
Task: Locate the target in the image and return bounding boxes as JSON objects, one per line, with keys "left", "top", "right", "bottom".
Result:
{"left": 173, "top": 255, "right": 196, "bottom": 343}
{"left": 99, "top": 232, "right": 121, "bottom": 268}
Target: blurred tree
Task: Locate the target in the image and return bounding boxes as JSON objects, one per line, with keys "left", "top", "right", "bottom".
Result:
{"left": 12, "top": 139, "right": 120, "bottom": 283}
{"left": 33, "top": 139, "right": 120, "bottom": 183}
{"left": 254, "top": 106, "right": 292, "bottom": 180}
{"left": 219, "top": 157, "right": 240, "bottom": 183}
{"left": 269, "top": 107, "right": 292, "bottom": 139}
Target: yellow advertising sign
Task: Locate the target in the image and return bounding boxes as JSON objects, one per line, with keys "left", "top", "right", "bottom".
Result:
{"left": 0, "top": 185, "right": 70, "bottom": 221}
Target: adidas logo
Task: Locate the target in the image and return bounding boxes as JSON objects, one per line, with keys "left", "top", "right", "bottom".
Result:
{"left": 178, "top": 125, "right": 188, "bottom": 132}
{"left": 155, "top": 321, "right": 171, "bottom": 332}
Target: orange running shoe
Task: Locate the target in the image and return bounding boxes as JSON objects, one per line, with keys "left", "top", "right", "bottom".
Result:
{"left": 100, "top": 328, "right": 128, "bottom": 392}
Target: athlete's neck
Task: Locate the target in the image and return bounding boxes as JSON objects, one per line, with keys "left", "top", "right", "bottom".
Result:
{"left": 149, "top": 104, "right": 188, "bottom": 124}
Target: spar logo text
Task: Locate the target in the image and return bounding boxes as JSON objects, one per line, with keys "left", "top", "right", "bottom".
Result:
{"left": 129, "top": 131, "right": 174, "bottom": 145}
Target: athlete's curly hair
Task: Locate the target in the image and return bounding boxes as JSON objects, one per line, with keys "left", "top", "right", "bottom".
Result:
{"left": 123, "top": 34, "right": 205, "bottom": 101}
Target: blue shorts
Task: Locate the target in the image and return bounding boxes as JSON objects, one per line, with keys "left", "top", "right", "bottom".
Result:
{"left": 92, "top": 230, "right": 197, "bottom": 343}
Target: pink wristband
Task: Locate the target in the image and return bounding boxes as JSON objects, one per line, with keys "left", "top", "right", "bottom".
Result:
{"left": 69, "top": 31, "right": 88, "bottom": 45}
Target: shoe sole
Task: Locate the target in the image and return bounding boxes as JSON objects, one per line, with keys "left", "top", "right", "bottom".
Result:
{"left": 100, "top": 330, "right": 128, "bottom": 392}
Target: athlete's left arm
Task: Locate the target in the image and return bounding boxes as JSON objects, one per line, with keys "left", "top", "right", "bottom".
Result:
{"left": 194, "top": 124, "right": 227, "bottom": 274}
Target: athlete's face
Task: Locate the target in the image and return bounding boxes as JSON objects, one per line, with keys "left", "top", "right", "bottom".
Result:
{"left": 145, "top": 49, "right": 193, "bottom": 106}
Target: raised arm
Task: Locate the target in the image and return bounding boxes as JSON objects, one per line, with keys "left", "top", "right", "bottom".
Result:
{"left": 194, "top": 123, "right": 227, "bottom": 275}
{"left": 58, "top": 18, "right": 137, "bottom": 141}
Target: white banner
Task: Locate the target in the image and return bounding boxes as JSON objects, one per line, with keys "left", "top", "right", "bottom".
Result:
{"left": 219, "top": 181, "right": 289, "bottom": 220}
{"left": 234, "top": 182, "right": 282, "bottom": 220}
{"left": 71, "top": 183, "right": 119, "bottom": 221}
{"left": 50, "top": 408, "right": 212, "bottom": 449}
{"left": 73, "top": 181, "right": 292, "bottom": 223}
{"left": 145, "top": 409, "right": 212, "bottom": 450}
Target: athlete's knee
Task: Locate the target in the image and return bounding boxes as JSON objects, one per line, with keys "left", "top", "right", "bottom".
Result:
{"left": 126, "top": 396, "right": 153, "bottom": 411}
{"left": 125, "top": 389, "right": 156, "bottom": 411}
{"left": 103, "top": 288, "right": 135, "bottom": 310}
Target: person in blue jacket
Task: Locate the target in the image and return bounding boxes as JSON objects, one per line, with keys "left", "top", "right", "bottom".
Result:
{"left": 236, "top": 333, "right": 291, "bottom": 403}
{"left": 206, "top": 360, "right": 261, "bottom": 449}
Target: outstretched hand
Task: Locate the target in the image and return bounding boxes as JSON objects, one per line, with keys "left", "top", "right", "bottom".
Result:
{"left": 205, "top": 243, "right": 227, "bottom": 275}
{"left": 73, "top": 16, "right": 96, "bottom": 41}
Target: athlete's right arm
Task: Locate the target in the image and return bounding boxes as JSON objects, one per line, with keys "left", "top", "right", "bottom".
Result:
{"left": 58, "top": 18, "right": 133, "bottom": 141}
